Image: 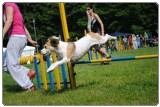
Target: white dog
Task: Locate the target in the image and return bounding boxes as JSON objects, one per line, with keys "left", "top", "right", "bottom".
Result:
{"left": 41, "top": 31, "right": 117, "bottom": 72}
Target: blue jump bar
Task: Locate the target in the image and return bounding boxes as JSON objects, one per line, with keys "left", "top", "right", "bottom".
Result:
{"left": 72, "top": 55, "right": 157, "bottom": 65}
{"left": 72, "top": 56, "right": 136, "bottom": 64}
{"left": 111, "top": 56, "right": 135, "bottom": 61}
{"left": 72, "top": 60, "right": 91, "bottom": 64}
{"left": 33, "top": 56, "right": 41, "bottom": 89}
{"left": 46, "top": 55, "right": 54, "bottom": 91}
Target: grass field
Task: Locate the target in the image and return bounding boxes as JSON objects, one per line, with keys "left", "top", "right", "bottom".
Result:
{"left": 3, "top": 47, "right": 158, "bottom": 105}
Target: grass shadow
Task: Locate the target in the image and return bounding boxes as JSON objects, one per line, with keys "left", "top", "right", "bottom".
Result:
{"left": 41, "top": 87, "right": 71, "bottom": 95}
{"left": 3, "top": 85, "right": 22, "bottom": 93}
{"left": 77, "top": 81, "right": 97, "bottom": 88}
{"left": 89, "top": 63, "right": 111, "bottom": 66}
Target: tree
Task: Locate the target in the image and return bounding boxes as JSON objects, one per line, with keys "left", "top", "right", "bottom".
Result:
{"left": 3, "top": 3, "right": 157, "bottom": 49}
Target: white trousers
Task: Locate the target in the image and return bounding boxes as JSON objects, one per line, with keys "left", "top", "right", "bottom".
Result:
{"left": 3, "top": 36, "right": 33, "bottom": 89}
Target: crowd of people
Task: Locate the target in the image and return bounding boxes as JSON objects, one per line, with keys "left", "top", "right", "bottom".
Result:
{"left": 108, "top": 32, "right": 158, "bottom": 51}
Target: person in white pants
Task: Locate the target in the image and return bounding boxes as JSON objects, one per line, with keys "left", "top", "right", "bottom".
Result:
{"left": 132, "top": 34, "right": 138, "bottom": 50}
{"left": 3, "top": 3, "right": 38, "bottom": 91}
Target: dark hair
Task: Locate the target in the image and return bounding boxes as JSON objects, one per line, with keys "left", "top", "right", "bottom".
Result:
{"left": 3, "top": 3, "right": 5, "bottom": 12}
{"left": 87, "top": 4, "right": 93, "bottom": 9}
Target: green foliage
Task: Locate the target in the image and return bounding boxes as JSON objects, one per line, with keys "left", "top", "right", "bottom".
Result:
{"left": 15, "top": 3, "right": 158, "bottom": 49}
{"left": 131, "top": 25, "right": 144, "bottom": 33}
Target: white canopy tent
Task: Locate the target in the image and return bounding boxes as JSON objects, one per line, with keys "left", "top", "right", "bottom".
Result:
{"left": 3, "top": 46, "right": 36, "bottom": 57}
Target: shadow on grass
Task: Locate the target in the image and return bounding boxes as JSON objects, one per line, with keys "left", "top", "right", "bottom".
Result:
{"left": 41, "top": 81, "right": 97, "bottom": 95}
{"left": 41, "top": 88, "right": 70, "bottom": 95}
{"left": 88, "top": 63, "right": 111, "bottom": 66}
{"left": 77, "top": 81, "right": 97, "bottom": 88}
{"left": 3, "top": 85, "right": 22, "bottom": 93}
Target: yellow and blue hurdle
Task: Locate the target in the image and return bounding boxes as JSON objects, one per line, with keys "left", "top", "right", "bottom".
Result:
{"left": 72, "top": 54, "right": 158, "bottom": 64}
{"left": 33, "top": 54, "right": 68, "bottom": 91}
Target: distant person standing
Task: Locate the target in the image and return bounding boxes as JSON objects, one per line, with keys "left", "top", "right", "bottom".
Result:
{"left": 3, "top": 3, "right": 38, "bottom": 91}
{"left": 128, "top": 35, "right": 133, "bottom": 49}
{"left": 86, "top": 4, "right": 111, "bottom": 59}
{"left": 123, "top": 36, "right": 128, "bottom": 50}
{"left": 132, "top": 34, "right": 138, "bottom": 50}
{"left": 140, "top": 35, "right": 145, "bottom": 48}
{"left": 144, "top": 32, "right": 149, "bottom": 47}
{"left": 136, "top": 34, "right": 140, "bottom": 48}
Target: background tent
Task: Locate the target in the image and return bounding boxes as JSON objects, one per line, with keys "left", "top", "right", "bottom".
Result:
{"left": 110, "top": 32, "right": 131, "bottom": 36}
{"left": 3, "top": 46, "right": 35, "bottom": 57}
{"left": 21, "top": 46, "right": 35, "bottom": 56}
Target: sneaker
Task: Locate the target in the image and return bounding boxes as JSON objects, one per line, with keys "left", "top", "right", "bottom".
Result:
{"left": 100, "top": 62, "right": 109, "bottom": 65}
{"left": 107, "top": 55, "right": 112, "bottom": 58}
{"left": 27, "top": 70, "right": 36, "bottom": 79}
{"left": 26, "top": 85, "right": 36, "bottom": 92}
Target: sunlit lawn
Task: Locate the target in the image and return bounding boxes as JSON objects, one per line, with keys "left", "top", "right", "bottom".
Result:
{"left": 3, "top": 47, "right": 158, "bottom": 105}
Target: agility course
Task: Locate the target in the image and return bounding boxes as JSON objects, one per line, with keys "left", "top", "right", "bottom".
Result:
{"left": 3, "top": 47, "right": 158, "bottom": 105}
{"left": 11, "top": 3, "right": 158, "bottom": 93}
{"left": 3, "top": 3, "right": 158, "bottom": 105}
{"left": 31, "top": 3, "right": 158, "bottom": 91}
{"left": 31, "top": 3, "right": 76, "bottom": 91}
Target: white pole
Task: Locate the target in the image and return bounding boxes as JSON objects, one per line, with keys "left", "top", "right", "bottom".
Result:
{"left": 32, "top": 19, "right": 38, "bottom": 53}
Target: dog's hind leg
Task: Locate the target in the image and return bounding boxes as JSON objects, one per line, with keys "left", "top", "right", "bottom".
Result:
{"left": 47, "top": 57, "right": 70, "bottom": 72}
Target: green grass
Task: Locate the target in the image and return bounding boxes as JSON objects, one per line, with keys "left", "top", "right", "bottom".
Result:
{"left": 3, "top": 47, "right": 158, "bottom": 105}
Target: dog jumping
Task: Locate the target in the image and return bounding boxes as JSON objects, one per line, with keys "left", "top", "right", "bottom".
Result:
{"left": 41, "top": 31, "right": 117, "bottom": 72}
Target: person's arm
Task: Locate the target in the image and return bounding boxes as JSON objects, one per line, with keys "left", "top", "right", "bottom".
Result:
{"left": 86, "top": 11, "right": 91, "bottom": 31}
{"left": 3, "top": 6, "right": 13, "bottom": 39}
{"left": 24, "top": 26, "right": 38, "bottom": 47}
{"left": 94, "top": 13, "right": 104, "bottom": 36}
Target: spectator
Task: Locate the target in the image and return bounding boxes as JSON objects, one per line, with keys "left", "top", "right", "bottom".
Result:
{"left": 144, "top": 32, "right": 149, "bottom": 47}
{"left": 136, "top": 34, "right": 140, "bottom": 48}
{"left": 128, "top": 35, "right": 133, "bottom": 49}
{"left": 140, "top": 35, "right": 144, "bottom": 48}
{"left": 123, "top": 36, "right": 128, "bottom": 50}
{"left": 132, "top": 34, "right": 138, "bottom": 50}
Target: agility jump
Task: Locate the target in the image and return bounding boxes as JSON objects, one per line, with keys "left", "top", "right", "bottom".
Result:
{"left": 33, "top": 3, "right": 76, "bottom": 91}
{"left": 72, "top": 54, "right": 158, "bottom": 65}
{"left": 34, "top": 3, "right": 158, "bottom": 91}
{"left": 34, "top": 54, "right": 68, "bottom": 91}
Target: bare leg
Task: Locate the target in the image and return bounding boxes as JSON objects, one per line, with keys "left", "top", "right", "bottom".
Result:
{"left": 98, "top": 48, "right": 110, "bottom": 58}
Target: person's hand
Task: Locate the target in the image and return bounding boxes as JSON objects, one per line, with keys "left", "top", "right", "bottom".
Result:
{"left": 29, "top": 39, "right": 39, "bottom": 47}
{"left": 86, "top": 11, "right": 89, "bottom": 15}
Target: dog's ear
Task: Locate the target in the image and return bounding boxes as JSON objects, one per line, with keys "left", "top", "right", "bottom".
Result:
{"left": 50, "top": 36, "right": 59, "bottom": 47}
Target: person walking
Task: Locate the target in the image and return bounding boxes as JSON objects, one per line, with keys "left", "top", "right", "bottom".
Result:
{"left": 86, "top": 4, "right": 111, "bottom": 59}
{"left": 3, "top": 3, "right": 38, "bottom": 91}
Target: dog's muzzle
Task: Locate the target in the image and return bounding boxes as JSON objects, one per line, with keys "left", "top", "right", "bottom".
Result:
{"left": 41, "top": 48, "right": 51, "bottom": 61}
{"left": 41, "top": 48, "right": 50, "bottom": 55}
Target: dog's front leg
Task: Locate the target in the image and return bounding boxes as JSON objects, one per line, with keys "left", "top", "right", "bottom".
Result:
{"left": 47, "top": 57, "right": 70, "bottom": 72}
